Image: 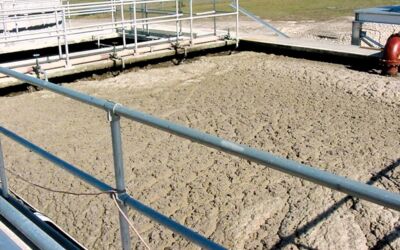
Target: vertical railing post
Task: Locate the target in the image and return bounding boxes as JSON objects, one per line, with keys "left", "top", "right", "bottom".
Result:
{"left": 66, "top": 0, "right": 71, "bottom": 28}
{"left": 175, "top": 0, "right": 179, "bottom": 43}
{"left": 121, "top": 0, "right": 127, "bottom": 48}
{"left": 0, "top": 139, "right": 9, "bottom": 198}
{"left": 213, "top": 0, "right": 216, "bottom": 36}
{"left": 189, "top": 0, "right": 193, "bottom": 45}
{"left": 55, "top": 7, "right": 62, "bottom": 59}
{"left": 133, "top": 0, "right": 138, "bottom": 54}
{"left": 1, "top": 3, "right": 6, "bottom": 39}
{"left": 14, "top": 14, "right": 18, "bottom": 36}
{"left": 145, "top": 1, "right": 149, "bottom": 35}
{"left": 62, "top": 8, "right": 70, "bottom": 67}
{"left": 235, "top": 0, "right": 239, "bottom": 47}
{"left": 178, "top": 0, "right": 182, "bottom": 35}
{"left": 111, "top": 0, "right": 116, "bottom": 30}
{"left": 109, "top": 112, "right": 132, "bottom": 250}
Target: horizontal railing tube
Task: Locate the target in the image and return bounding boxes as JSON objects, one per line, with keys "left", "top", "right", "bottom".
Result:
{"left": 113, "top": 106, "right": 400, "bottom": 211}
{"left": 3, "top": 68, "right": 400, "bottom": 208}
{"left": 0, "top": 126, "right": 226, "bottom": 250}
{"left": 0, "top": 195, "right": 64, "bottom": 250}
{"left": 0, "top": 68, "right": 398, "bottom": 211}
{"left": 0, "top": 126, "right": 112, "bottom": 192}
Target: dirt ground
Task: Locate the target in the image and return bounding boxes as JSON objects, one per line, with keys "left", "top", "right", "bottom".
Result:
{"left": 0, "top": 17, "right": 400, "bottom": 250}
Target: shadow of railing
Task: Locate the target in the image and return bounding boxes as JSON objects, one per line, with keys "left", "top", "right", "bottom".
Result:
{"left": 272, "top": 158, "right": 400, "bottom": 249}
{"left": 371, "top": 224, "right": 400, "bottom": 250}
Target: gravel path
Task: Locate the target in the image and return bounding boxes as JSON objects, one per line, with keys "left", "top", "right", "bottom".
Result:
{"left": 0, "top": 52, "right": 399, "bottom": 249}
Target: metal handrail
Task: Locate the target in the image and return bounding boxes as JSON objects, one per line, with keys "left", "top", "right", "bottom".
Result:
{"left": 1, "top": 68, "right": 400, "bottom": 211}
{"left": 0, "top": 67, "right": 399, "bottom": 249}
{"left": 0, "top": 126, "right": 225, "bottom": 250}
{"left": 0, "top": 0, "right": 239, "bottom": 71}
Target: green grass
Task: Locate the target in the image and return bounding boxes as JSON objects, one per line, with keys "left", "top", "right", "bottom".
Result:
{"left": 238, "top": 0, "right": 399, "bottom": 20}
{"left": 69, "top": 0, "right": 399, "bottom": 21}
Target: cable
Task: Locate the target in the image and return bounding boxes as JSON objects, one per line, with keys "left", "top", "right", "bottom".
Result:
{"left": 6, "top": 168, "right": 151, "bottom": 249}
{"left": 6, "top": 168, "right": 115, "bottom": 196}
{"left": 112, "top": 193, "right": 151, "bottom": 250}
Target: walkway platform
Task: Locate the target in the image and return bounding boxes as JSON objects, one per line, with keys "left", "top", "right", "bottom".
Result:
{"left": 0, "top": 37, "right": 237, "bottom": 88}
{"left": 240, "top": 35, "right": 382, "bottom": 62}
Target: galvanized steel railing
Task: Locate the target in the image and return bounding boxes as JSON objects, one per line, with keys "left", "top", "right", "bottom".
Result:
{"left": 0, "top": 67, "right": 400, "bottom": 249}
{"left": 0, "top": 0, "right": 239, "bottom": 70}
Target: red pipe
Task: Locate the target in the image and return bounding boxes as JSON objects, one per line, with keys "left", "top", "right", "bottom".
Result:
{"left": 383, "top": 33, "right": 400, "bottom": 76}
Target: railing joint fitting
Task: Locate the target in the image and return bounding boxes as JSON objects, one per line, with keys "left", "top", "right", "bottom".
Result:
{"left": 107, "top": 102, "right": 123, "bottom": 122}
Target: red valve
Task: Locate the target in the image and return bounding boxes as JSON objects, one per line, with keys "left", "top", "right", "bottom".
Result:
{"left": 382, "top": 33, "right": 400, "bottom": 76}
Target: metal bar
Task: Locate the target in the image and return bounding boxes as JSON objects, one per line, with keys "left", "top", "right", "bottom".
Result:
{"left": 67, "top": 0, "right": 71, "bottom": 27}
{"left": 121, "top": 0, "right": 127, "bottom": 48}
{"left": 178, "top": 0, "right": 182, "bottom": 34}
{"left": 213, "top": 0, "right": 216, "bottom": 35}
{"left": 235, "top": 0, "right": 239, "bottom": 47}
{"left": 351, "top": 21, "right": 362, "bottom": 46}
{"left": 120, "top": 193, "right": 226, "bottom": 250}
{"left": 0, "top": 139, "right": 9, "bottom": 198}
{"left": 0, "top": 126, "right": 226, "bottom": 250}
{"left": 111, "top": 0, "right": 116, "bottom": 29}
{"left": 175, "top": 0, "right": 179, "bottom": 41}
{"left": 0, "top": 11, "right": 233, "bottom": 44}
{"left": 0, "top": 126, "right": 112, "bottom": 192}
{"left": 55, "top": 9, "right": 63, "bottom": 59}
{"left": 61, "top": 9, "right": 70, "bottom": 67}
{"left": 189, "top": 0, "right": 193, "bottom": 45}
{"left": 138, "top": 9, "right": 176, "bottom": 15}
{"left": 0, "top": 195, "right": 64, "bottom": 250}
{"left": 0, "top": 68, "right": 399, "bottom": 212}
{"left": 140, "top": 2, "right": 145, "bottom": 31}
{"left": 133, "top": 0, "right": 138, "bottom": 53}
{"left": 231, "top": 3, "right": 289, "bottom": 39}
{"left": 0, "top": 35, "right": 179, "bottom": 70}
{"left": 109, "top": 113, "right": 131, "bottom": 250}
{"left": 145, "top": 2, "right": 149, "bottom": 34}
{"left": 355, "top": 6, "right": 400, "bottom": 25}
{"left": 361, "top": 35, "right": 384, "bottom": 48}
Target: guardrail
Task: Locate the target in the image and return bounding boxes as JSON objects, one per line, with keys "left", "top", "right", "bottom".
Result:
{"left": 0, "top": 67, "right": 399, "bottom": 249}
{"left": 0, "top": 0, "right": 239, "bottom": 70}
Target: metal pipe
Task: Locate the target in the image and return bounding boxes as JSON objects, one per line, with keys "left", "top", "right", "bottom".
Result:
{"left": 189, "top": 0, "right": 193, "bottom": 45}
{"left": 178, "top": 0, "right": 182, "bottom": 34}
{"left": 213, "top": 0, "right": 217, "bottom": 35}
{"left": 0, "top": 126, "right": 113, "bottom": 192}
{"left": 120, "top": 193, "right": 226, "bottom": 250}
{"left": 62, "top": 9, "right": 70, "bottom": 67}
{"left": 0, "top": 35, "right": 180, "bottom": 70}
{"left": 231, "top": 3, "right": 289, "bottom": 39}
{"left": 235, "top": 0, "right": 239, "bottom": 47}
{"left": 121, "top": 0, "right": 127, "bottom": 48}
{"left": 0, "top": 195, "right": 64, "bottom": 250}
{"left": 145, "top": 2, "right": 149, "bottom": 34}
{"left": 67, "top": 0, "right": 71, "bottom": 27}
{"left": 175, "top": 0, "right": 179, "bottom": 42}
{"left": 5, "top": 12, "right": 179, "bottom": 38}
{"left": 0, "top": 11, "right": 233, "bottom": 45}
{"left": 133, "top": 0, "right": 138, "bottom": 53}
{"left": 111, "top": 0, "right": 116, "bottom": 29}
{"left": 0, "top": 68, "right": 399, "bottom": 211}
{"left": 0, "top": 126, "right": 226, "bottom": 250}
{"left": 109, "top": 113, "right": 131, "bottom": 250}
{"left": 0, "top": 139, "right": 9, "bottom": 198}
{"left": 55, "top": 9, "right": 63, "bottom": 59}
{"left": 0, "top": 0, "right": 174, "bottom": 16}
